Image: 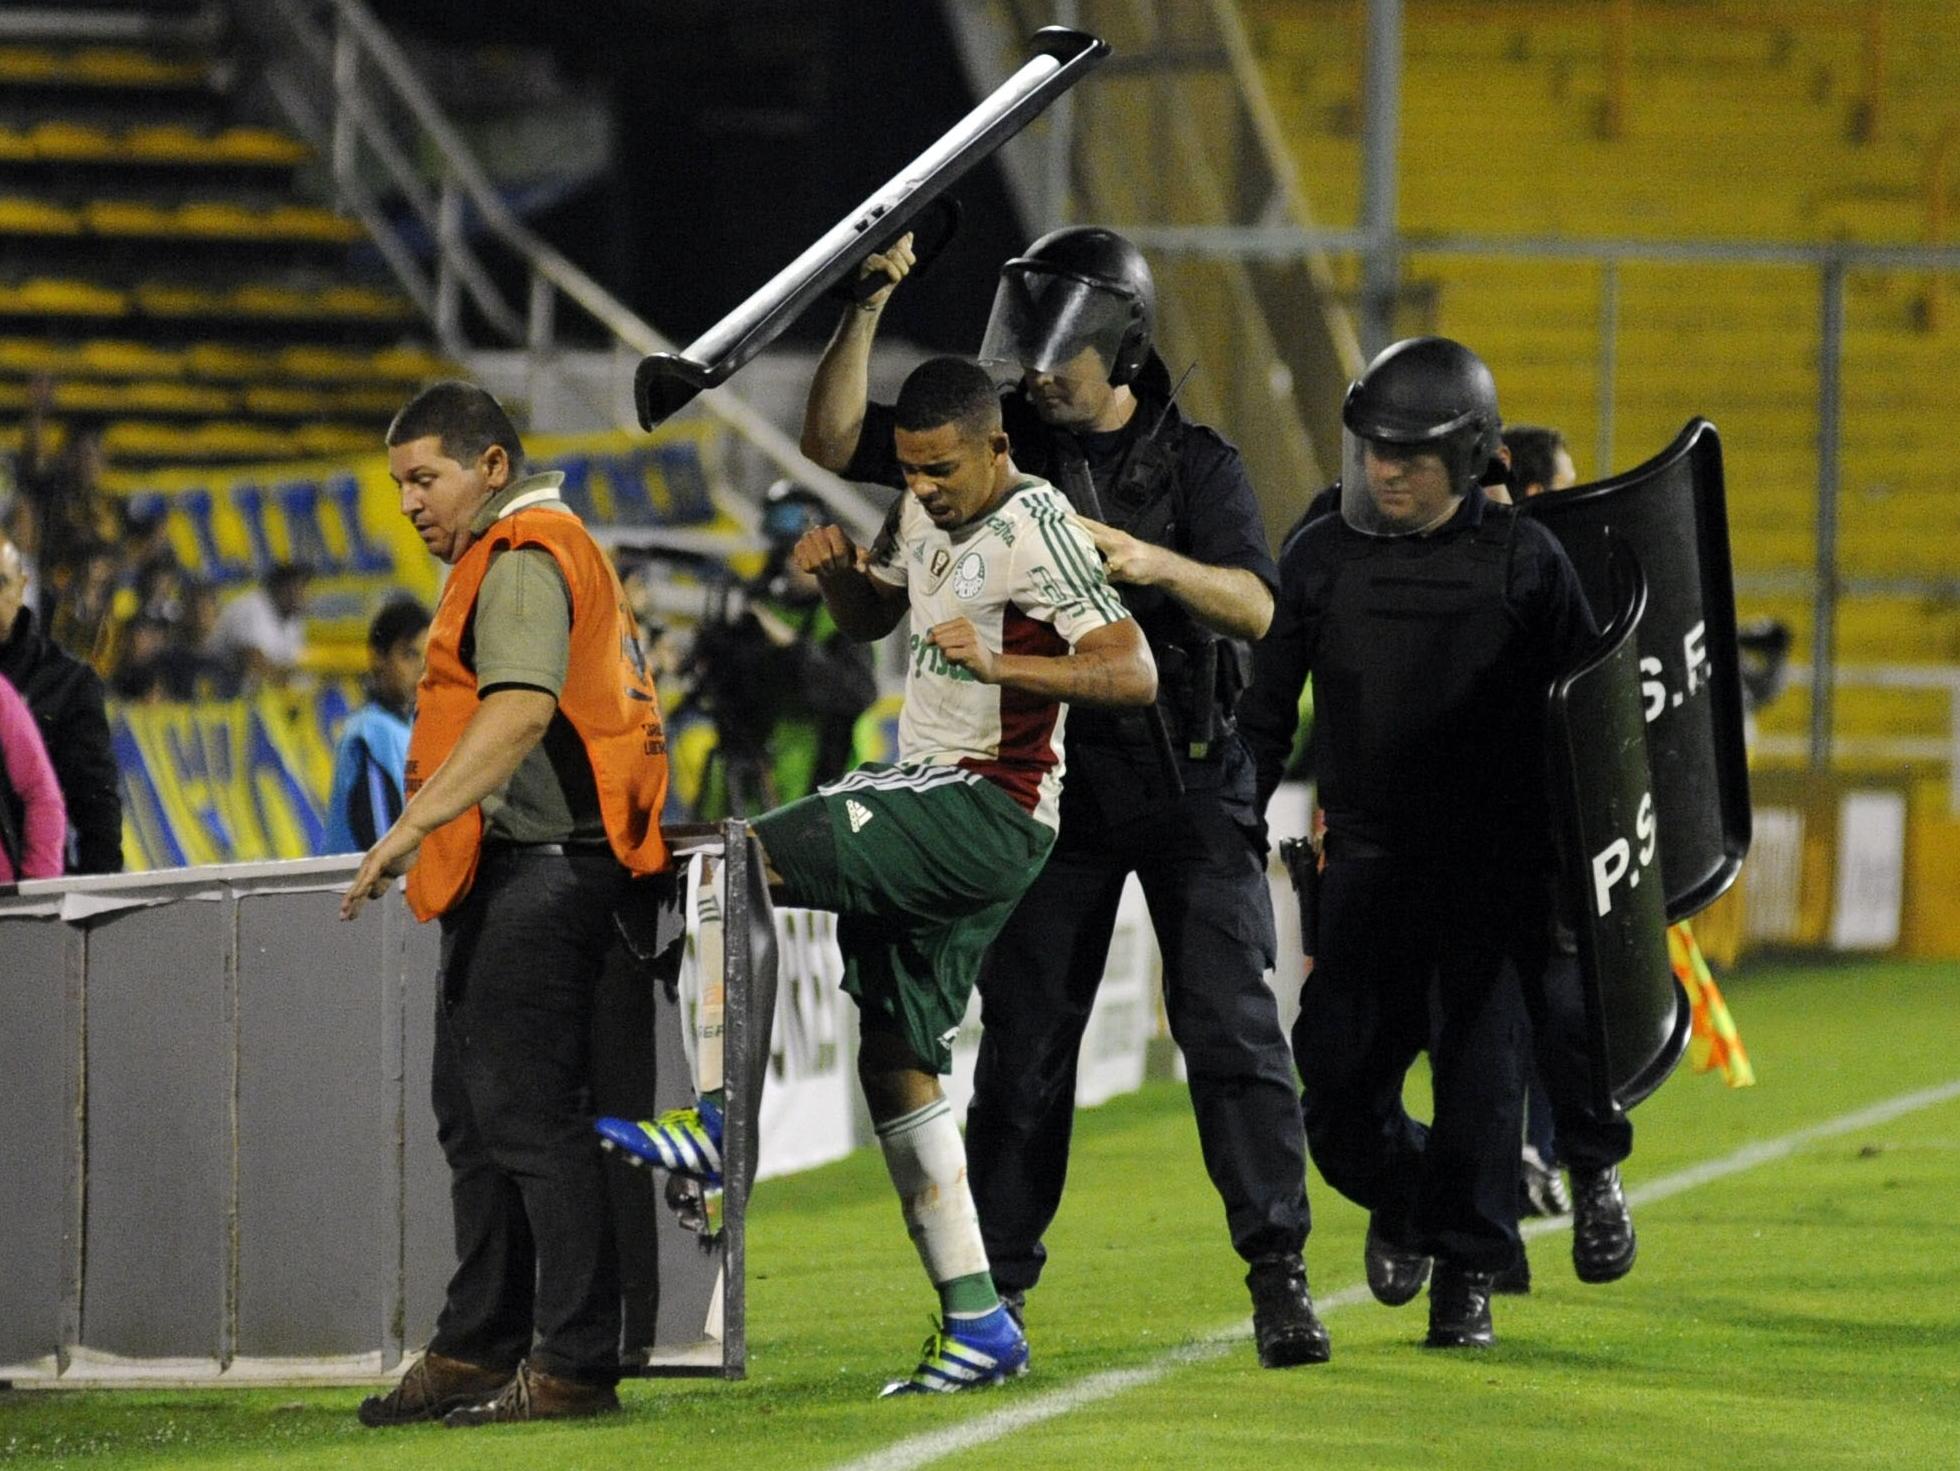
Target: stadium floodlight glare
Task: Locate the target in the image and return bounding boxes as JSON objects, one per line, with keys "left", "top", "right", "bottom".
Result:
{"left": 633, "top": 26, "right": 1110, "bottom": 430}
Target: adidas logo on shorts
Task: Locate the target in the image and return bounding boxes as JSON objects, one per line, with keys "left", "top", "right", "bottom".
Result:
{"left": 847, "top": 799, "right": 874, "bottom": 833}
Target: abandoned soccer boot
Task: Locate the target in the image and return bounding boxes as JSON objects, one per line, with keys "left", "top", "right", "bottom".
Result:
{"left": 1424, "top": 1264, "right": 1497, "bottom": 1349}
{"left": 1519, "top": 1144, "right": 1571, "bottom": 1218}
{"left": 596, "top": 1098, "right": 724, "bottom": 1187}
{"left": 1364, "top": 1217, "right": 1432, "bottom": 1307}
{"left": 1570, "top": 1165, "right": 1638, "bottom": 1283}
{"left": 1490, "top": 1241, "right": 1532, "bottom": 1296}
{"left": 442, "top": 1361, "right": 620, "bottom": 1426}
{"left": 1246, "top": 1254, "right": 1332, "bottom": 1368}
{"left": 879, "top": 1307, "right": 1029, "bottom": 1397}
{"left": 357, "top": 1350, "right": 512, "bottom": 1427}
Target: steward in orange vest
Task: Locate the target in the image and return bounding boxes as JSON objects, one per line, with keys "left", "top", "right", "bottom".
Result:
{"left": 404, "top": 496, "right": 669, "bottom": 919}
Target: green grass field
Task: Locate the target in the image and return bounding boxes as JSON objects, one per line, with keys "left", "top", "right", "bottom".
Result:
{"left": 4, "top": 958, "right": 1957, "bottom": 1471}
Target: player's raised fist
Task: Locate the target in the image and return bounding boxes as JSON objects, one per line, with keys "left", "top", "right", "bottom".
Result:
{"left": 792, "top": 523, "right": 860, "bottom": 580}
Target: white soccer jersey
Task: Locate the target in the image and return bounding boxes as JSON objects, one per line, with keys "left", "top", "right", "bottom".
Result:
{"left": 865, "top": 475, "right": 1129, "bottom": 830}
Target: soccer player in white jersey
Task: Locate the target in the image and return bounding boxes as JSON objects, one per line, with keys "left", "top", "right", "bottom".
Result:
{"left": 598, "top": 357, "right": 1156, "bottom": 1396}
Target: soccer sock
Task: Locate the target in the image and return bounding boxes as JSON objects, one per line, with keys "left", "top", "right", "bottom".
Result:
{"left": 695, "top": 857, "right": 725, "bottom": 1109}
{"left": 874, "top": 1098, "right": 1000, "bottom": 1320}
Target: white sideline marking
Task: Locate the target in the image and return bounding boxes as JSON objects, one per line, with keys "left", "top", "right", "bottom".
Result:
{"left": 831, "top": 1077, "right": 1960, "bottom": 1471}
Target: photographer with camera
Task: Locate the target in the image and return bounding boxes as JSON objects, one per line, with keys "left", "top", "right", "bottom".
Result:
{"left": 680, "top": 482, "right": 878, "bottom": 818}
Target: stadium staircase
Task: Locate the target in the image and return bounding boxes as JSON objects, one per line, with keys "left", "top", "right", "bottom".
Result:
{"left": 0, "top": 0, "right": 455, "bottom": 476}
{"left": 1245, "top": 0, "right": 1960, "bottom": 786}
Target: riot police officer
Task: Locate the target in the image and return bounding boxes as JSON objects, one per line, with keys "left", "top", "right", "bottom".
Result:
{"left": 802, "top": 226, "right": 1326, "bottom": 1369}
{"left": 1239, "top": 337, "right": 1597, "bottom": 1350}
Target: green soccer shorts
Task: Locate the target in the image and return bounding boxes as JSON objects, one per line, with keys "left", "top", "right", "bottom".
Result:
{"left": 751, "top": 762, "right": 1054, "bottom": 1073}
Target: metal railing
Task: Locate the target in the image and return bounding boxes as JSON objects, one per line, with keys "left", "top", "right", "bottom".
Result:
{"left": 235, "top": 0, "right": 884, "bottom": 535}
{"left": 1120, "top": 221, "right": 1960, "bottom": 769}
{"left": 1757, "top": 663, "right": 1960, "bottom": 817}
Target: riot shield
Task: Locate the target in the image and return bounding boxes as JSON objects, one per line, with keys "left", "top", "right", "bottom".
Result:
{"left": 1546, "top": 545, "right": 1688, "bottom": 1110}
{"left": 1521, "top": 418, "right": 1750, "bottom": 920}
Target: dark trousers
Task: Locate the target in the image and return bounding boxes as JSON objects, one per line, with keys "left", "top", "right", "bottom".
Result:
{"left": 428, "top": 847, "right": 630, "bottom": 1384}
{"left": 966, "top": 790, "right": 1309, "bottom": 1295}
{"left": 1294, "top": 852, "right": 1529, "bottom": 1273}
{"left": 1521, "top": 947, "right": 1634, "bottom": 1173}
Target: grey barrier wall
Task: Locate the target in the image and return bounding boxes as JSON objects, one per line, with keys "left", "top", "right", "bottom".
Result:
{"left": 0, "top": 857, "right": 720, "bottom": 1387}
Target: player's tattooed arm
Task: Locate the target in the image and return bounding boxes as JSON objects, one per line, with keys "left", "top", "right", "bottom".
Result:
{"left": 931, "top": 615, "right": 1156, "bottom": 708}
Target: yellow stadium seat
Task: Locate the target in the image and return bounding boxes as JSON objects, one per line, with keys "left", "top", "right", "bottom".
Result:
{"left": 0, "top": 47, "right": 61, "bottom": 83}
{"left": 184, "top": 342, "right": 276, "bottom": 380}
{"left": 0, "top": 198, "right": 83, "bottom": 234}
{"left": 211, "top": 128, "right": 310, "bottom": 166}
{"left": 122, "top": 125, "right": 212, "bottom": 164}
{"left": 259, "top": 205, "right": 364, "bottom": 243}
{"left": 292, "top": 424, "right": 379, "bottom": 456}
{"left": 275, "top": 346, "right": 372, "bottom": 380}
{"left": 370, "top": 345, "right": 457, "bottom": 380}
{"left": 4, "top": 278, "right": 127, "bottom": 315}
{"left": 243, "top": 385, "right": 317, "bottom": 416}
{"left": 313, "top": 285, "right": 413, "bottom": 319}
{"left": 30, "top": 122, "right": 117, "bottom": 161}
{"left": 133, "top": 282, "right": 218, "bottom": 316}
{"left": 77, "top": 340, "right": 181, "bottom": 377}
{"left": 0, "top": 128, "right": 33, "bottom": 163}
{"left": 0, "top": 338, "right": 61, "bottom": 375}
{"left": 84, "top": 200, "right": 175, "bottom": 236}
{"left": 68, "top": 48, "right": 207, "bottom": 89}
{"left": 226, "top": 284, "right": 315, "bottom": 317}
{"left": 169, "top": 201, "right": 270, "bottom": 237}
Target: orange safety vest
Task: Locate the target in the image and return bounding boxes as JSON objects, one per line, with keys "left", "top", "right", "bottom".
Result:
{"left": 403, "top": 505, "right": 668, "bottom": 920}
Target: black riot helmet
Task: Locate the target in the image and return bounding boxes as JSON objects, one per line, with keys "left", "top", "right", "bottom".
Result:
{"left": 1339, "top": 336, "right": 1504, "bottom": 537}
{"left": 978, "top": 226, "right": 1156, "bottom": 387}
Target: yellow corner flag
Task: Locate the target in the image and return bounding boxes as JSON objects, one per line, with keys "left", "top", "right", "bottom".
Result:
{"left": 1668, "top": 920, "right": 1755, "bottom": 1087}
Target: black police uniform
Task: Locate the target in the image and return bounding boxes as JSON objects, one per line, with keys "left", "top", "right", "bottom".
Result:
{"left": 1240, "top": 483, "right": 1594, "bottom": 1273}
{"left": 843, "top": 355, "right": 1310, "bottom": 1296}
{"left": 1280, "top": 484, "right": 1632, "bottom": 1190}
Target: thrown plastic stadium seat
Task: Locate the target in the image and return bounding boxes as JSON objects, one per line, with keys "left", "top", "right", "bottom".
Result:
{"left": 0, "top": 198, "right": 83, "bottom": 234}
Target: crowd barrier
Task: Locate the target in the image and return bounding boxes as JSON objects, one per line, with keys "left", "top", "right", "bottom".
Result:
{"left": 0, "top": 855, "right": 1163, "bottom": 1388}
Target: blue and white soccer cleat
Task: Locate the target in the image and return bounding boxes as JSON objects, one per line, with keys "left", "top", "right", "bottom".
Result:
{"left": 595, "top": 1098, "right": 724, "bottom": 1188}
{"left": 878, "top": 1307, "right": 1029, "bottom": 1397}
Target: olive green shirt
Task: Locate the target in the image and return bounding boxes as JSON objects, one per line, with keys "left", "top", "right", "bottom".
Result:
{"left": 467, "top": 471, "right": 605, "bottom": 845}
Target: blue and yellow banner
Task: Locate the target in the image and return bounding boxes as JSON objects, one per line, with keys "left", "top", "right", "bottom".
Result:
{"left": 110, "top": 422, "right": 727, "bottom": 605}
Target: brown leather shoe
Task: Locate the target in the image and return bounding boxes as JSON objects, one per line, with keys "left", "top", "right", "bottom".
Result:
{"left": 443, "top": 1361, "right": 621, "bottom": 1427}
{"left": 358, "top": 1351, "right": 512, "bottom": 1427}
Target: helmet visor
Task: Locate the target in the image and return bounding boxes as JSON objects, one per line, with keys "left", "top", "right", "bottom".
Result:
{"left": 977, "top": 265, "right": 1139, "bottom": 381}
{"left": 1339, "top": 428, "right": 1470, "bottom": 538}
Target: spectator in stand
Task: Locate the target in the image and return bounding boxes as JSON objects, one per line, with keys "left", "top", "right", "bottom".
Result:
{"left": 50, "top": 540, "right": 122, "bottom": 672}
{"left": 109, "top": 615, "right": 173, "bottom": 702}
{"left": 0, "top": 670, "right": 66, "bottom": 883}
{"left": 0, "top": 532, "right": 122, "bottom": 874}
{"left": 324, "top": 596, "right": 431, "bottom": 854}
{"left": 17, "top": 385, "right": 119, "bottom": 632}
{"left": 155, "top": 580, "right": 239, "bottom": 701}
{"left": 210, "top": 561, "right": 313, "bottom": 686}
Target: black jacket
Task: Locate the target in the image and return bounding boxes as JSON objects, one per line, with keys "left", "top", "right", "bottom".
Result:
{"left": 0, "top": 606, "right": 123, "bottom": 873}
